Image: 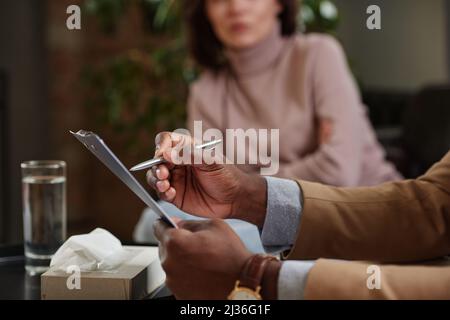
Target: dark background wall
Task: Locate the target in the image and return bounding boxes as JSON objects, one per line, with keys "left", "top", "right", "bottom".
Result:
{"left": 0, "top": 0, "right": 49, "bottom": 244}
{"left": 0, "top": 71, "right": 6, "bottom": 242}
{"left": 1, "top": 0, "right": 151, "bottom": 246}
{"left": 334, "top": 0, "right": 449, "bottom": 91}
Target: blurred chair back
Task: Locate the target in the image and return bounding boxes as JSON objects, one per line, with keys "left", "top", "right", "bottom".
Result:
{"left": 403, "top": 85, "right": 450, "bottom": 177}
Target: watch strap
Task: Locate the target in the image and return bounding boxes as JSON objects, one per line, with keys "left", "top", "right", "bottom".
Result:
{"left": 239, "top": 254, "right": 277, "bottom": 291}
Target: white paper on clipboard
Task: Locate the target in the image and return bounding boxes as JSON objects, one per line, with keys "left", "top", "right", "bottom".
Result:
{"left": 70, "top": 130, "right": 177, "bottom": 228}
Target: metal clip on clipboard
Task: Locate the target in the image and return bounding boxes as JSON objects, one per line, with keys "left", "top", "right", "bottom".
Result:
{"left": 70, "top": 130, "right": 177, "bottom": 228}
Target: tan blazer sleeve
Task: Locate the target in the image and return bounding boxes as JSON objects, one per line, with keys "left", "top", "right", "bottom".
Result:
{"left": 304, "top": 258, "right": 450, "bottom": 299}
{"left": 286, "top": 151, "right": 450, "bottom": 262}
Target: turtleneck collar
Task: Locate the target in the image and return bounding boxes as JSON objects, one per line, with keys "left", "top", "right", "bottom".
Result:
{"left": 225, "top": 23, "right": 286, "bottom": 77}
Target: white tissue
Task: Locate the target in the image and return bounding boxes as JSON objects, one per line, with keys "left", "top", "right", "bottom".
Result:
{"left": 50, "top": 228, "right": 129, "bottom": 272}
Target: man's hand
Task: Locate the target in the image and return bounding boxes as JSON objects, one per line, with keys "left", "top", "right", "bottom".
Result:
{"left": 154, "top": 218, "right": 253, "bottom": 299}
{"left": 146, "top": 132, "right": 267, "bottom": 227}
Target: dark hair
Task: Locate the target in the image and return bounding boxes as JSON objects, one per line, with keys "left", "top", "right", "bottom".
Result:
{"left": 184, "top": 0, "right": 298, "bottom": 71}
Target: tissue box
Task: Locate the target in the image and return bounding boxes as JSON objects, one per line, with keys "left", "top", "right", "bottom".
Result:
{"left": 41, "top": 246, "right": 165, "bottom": 300}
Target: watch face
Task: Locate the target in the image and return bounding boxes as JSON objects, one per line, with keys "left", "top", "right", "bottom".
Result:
{"left": 229, "top": 288, "right": 261, "bottom": 300}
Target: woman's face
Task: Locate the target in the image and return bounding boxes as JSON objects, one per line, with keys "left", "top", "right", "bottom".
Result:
{"left": 206, "top": 0, "right": 282, "bottom": 50}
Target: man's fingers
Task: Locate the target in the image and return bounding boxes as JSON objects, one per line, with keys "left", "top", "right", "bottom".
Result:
{"left": 153, "top": 219, "right": 173, "bottom": 242}
{"left": 158, "top": 187, "right": 176, "bottom": 203}
{"left": 154, "top": 131, "right": 223, "bottom": 169}
{"left": 155, "top": 132, "right": 198, "bottom": 166}
{"left": 154, "top": 131, "right": 223, "bottom": 167}
{"left": 171, "top": 217, "right": 182, "bottom": 225}
{"left": 147, "top": 165, "right": 176, "bottom": 202}
{"left": 155, "top": 132, "right": 190, "bottom": 156}
{"left": 156, "top": 180, "right": 170, "bottom": 193}
{"left": 156, "top": 164, "right": 170, "bottom": 180}
{"left": 151, "top": 165, "right": 158, "bottom": 178}
{"left": 154, "top": 132, "right": 173, "bottom": 157}
{"left": 147, "top": 165, "right": 170, "bottom": 187}
{"left": 177, "top": 219, "right": 213, "bottom": 233}
{"left": 153, "top": 219, "right": 192, "bottom": 245}
{"left": 146, "top": 170, "right": 158, "bottom": 189}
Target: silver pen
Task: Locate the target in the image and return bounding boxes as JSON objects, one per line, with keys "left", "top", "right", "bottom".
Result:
{"left": 129, "top": 139, "right": 222, "bottom": 172}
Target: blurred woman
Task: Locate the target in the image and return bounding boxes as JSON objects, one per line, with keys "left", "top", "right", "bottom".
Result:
{"left": 184, "top": 0, "right": 401, "bottom": 186}
{"left": 134, "top": 0, "right": 401, "bottom": 246}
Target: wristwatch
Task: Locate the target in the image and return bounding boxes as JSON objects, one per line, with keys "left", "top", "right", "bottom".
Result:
{"left": 227, "top": 254, "right": 277, "bottom": 300}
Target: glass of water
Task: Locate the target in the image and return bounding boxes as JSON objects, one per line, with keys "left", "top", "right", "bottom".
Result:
{"left": 21, "top": 160, "right": 67, "bottom": 275}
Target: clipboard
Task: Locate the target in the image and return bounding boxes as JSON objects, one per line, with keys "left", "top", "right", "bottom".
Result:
{"left": 70, "top": 130, "right": 177, "bottom": 228}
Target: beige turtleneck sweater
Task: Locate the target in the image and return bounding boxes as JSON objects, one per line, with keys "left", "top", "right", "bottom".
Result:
{"left": 186, "top": 26, "right": 401, "bottom": 187}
